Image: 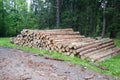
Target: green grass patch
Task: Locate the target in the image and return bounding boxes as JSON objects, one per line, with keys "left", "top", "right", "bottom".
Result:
{"left": 0, "top": 38, "right": 120, "bottom": 78}
{"left": 100, "top": 55, "right": 120, "bottom": 77}
{"left": 114, "top": 39, "right": 120, "bottom": 47}
{"left": 99, "top": 39, "right": 120, "bottom": 77}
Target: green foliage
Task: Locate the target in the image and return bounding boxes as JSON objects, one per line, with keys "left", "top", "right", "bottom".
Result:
{"left": 0, "top": 0, "right": 6, "bottom": 37}
{"left": 105, "top": 1, "right": 120, "bottom": 38}
{"left": 2, "top": 0, "right": 28, "bottom": 36}
{"left": 114, "top": 39, "right": 120, "bottom": 48}
{"left": 0, "top": 0, "right": 120, "bottom": 37}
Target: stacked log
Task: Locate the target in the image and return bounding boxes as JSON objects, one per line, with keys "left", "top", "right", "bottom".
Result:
{"left": 11, "top": 28, "right": 120, "bottom": 62}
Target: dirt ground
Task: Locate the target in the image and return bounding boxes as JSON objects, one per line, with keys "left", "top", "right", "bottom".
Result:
{"left": 0, "top": 46, "right": 119, "bottom": 80}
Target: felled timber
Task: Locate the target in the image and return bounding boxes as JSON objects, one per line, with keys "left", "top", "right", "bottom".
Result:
{"left": 11, "top": 28, "right": 120, "bottom": 62}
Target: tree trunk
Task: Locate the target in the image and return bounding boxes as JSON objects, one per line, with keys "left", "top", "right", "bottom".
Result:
{"left": 101, "top": 0, "right": 106, "bottom": 38}
{"left": 56, "top": 0, "right": 60, "bottom": 28}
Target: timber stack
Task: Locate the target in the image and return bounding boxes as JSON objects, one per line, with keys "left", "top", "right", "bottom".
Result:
{"left": 11, "top": 28, "right": 120, "bottom": 62}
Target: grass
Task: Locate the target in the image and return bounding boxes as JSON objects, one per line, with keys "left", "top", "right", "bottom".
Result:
{"left": 114, "top": 39, "right": 120, "bottom": 47}
{"left": 0, "top": 38, "right": 120, "bottom": 78}
{"left": 99, "top": 39, "right": 120, "bottom": 77}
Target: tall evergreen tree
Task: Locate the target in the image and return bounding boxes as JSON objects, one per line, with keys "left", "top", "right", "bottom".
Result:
{"left": 0, "top": 0, "right": 5, "bottom": 37}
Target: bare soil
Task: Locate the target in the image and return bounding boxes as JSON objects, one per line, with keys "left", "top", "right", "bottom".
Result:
{"left": 0, "top": 47, "right": 119, "bottom": 80}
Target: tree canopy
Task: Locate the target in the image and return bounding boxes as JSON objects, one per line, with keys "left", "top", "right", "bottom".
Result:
{"left": 0, "top": 0, "right": 120, "bottom": 38}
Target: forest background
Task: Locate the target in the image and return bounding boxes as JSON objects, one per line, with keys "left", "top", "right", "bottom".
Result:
{"left": 0, "top": 0, "right": 120, "bottom": 38}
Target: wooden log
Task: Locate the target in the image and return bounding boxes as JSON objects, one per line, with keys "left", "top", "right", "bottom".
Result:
{"left": 95, "top": 48, "right": 120, "bottom": 62}
{"left": 46, "top": 35, "right": 85, "bottom": 39}
{"left": 79, "top": 41, "right": 114, "bottom": 56}
{"left": 90, "top": 48, "right": 120, "bottom": 62}
{"left": 73, "top": 38, "right": 110, "bottom": 49}
{"left": 36, "top": 28, "right": 74, "bottom": 32}
{"left": 11, "top": 28, "right": 120, "bottom": 62}
{"left": 42, "top": 32, "right": 80, "bottom": 36}
{"left": 76, "top": 39, "right": 113, "bottom": 53}
{"left": 51, "top": 39, "right": 83, "bottom": 44}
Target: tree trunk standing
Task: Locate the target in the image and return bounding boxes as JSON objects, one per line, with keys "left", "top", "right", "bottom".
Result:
{"left": 56, "top": 0, "right": 60, "bottom": 28}
{"left": 101, "top": 6, "right": 106, "bottom": 38}
{"left": 24, "top": 11, "right": 27, "bottom": 28}
{"left": 101, "top": 0, "right": 107, "bottom": 38}
{"left": 14, "top": 2, "right": 19, "bottom": 36}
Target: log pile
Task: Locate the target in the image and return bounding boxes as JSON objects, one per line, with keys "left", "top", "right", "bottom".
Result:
{"left": 11, "top": 28, "right": 120, "bottom": 62}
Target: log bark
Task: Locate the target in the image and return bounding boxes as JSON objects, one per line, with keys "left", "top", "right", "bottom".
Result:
{"left": 11, "top": 28, "right": 120, "bottom": 62}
